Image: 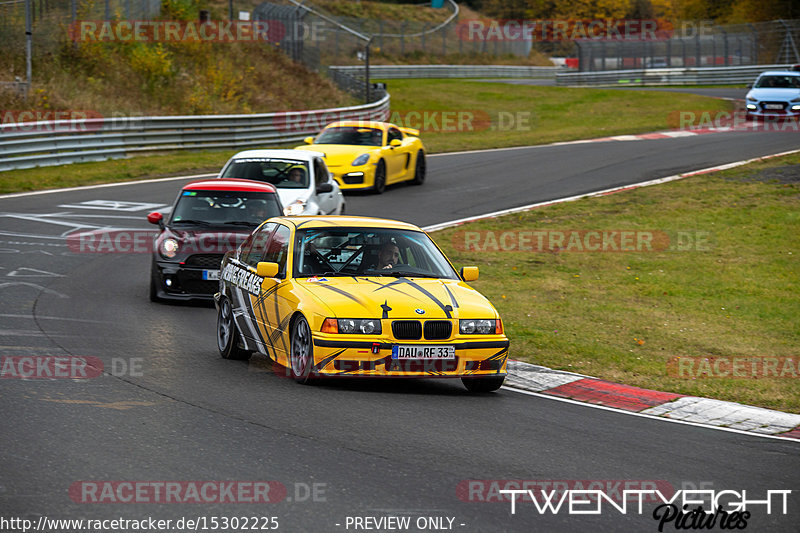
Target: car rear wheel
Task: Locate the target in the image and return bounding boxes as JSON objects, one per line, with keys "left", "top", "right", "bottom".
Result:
{"left": 372, "top": 160, "right": 386, "bottom": 194}
{"left": 217, "top": 297, "right": 251, "bottom": 360}
{"left": 462, "top": 376, "right": 505, "bottom": 393}
{"left": 411, "top": 150, "right": 426, "bottom": 185}
{"left": 290, "top": 315, "right": 316, "bottom": 384}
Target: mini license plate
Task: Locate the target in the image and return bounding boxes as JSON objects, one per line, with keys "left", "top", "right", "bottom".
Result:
{"left": 392, "top": 345, "right": 455, "bottom": 360}
{"left": 764, "top": 104, "right": 784, "bottom": 110}
{"left": 202, "top": 269, "right": 220, "bottom": 281}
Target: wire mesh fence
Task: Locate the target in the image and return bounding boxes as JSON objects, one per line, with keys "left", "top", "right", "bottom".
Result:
{"left": 576, "top": 19, "right": 800, "bottom": 71}
{"left": 0, "top": 0, "right": 162, "bottom": 90}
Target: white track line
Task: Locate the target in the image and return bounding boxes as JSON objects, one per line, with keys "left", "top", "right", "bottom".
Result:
{"left": 422, "top": 147, "right": 800, "bottom": 232}
{"left": 503, "top": 387, "right": 800, "bottom": 443}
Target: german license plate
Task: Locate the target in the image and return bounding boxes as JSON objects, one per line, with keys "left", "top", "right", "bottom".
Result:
{"left": 764, "top": 104, "right": 784, "bottom": 110}
{"left": 202, "top": 269, "right": 220, "bottom": 281}
{"left": 392, "top": 345, "right": 455, "bottom": 360}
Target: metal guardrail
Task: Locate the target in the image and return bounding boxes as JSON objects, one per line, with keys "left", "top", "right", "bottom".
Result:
{"left": 330, "top": 65, "right": 566, "bottom": 79}
{"left": 556, "top": 64, "right": 796, "bottom": 86}
{"left": 0, "top": 95, "right": 390, "bottom": 172}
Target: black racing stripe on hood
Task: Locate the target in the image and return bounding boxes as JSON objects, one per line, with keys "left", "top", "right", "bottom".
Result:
{"left": 365, "top": 278, "right": 417, "bottom": 297}
{"left": 389, "top": 277, "right": 452, "bottom": 319}
{"left": 443, "top": 283, "right": 460, "bottom": 309}
{"left": 314, "top": 283, "right": 372, "bottom": 311}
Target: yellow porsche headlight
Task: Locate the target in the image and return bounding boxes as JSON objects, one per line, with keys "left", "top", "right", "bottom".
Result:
{"left": 351, "top": 154, "right": 370, "bottom": 166}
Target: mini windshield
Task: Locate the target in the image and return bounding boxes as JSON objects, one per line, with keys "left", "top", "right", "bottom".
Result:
{"left": 220, "top": 158, "right": 310, "bottom": 189}
{"left": 314, "top": 127, "right": 383, "bottom": 147}
{"left": 755, "top": 75, "right": 800, "bottom": 89}
{"left": 294, "top": 228, "right": 459, "bottom": 279}
{"left": 170, "top": 190, "right": 281, "bottom": 226}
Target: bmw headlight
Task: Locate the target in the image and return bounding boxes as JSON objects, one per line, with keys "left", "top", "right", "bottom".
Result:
{"left": 322, "top": 318, "right": 382, "bottom": 334}
{"left": 351, "top": 154, "right": 370, "bottom": 166}
{"left": 459, "top": 319, "right": 501, "bottom": 335}
{"left": 159, "top": 237, "right": 180, "bottom": 259}
{"left": 284, "top": 200, "right": 307, "bottom": 216}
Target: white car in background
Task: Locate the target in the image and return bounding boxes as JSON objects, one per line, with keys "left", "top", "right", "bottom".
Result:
{"left": 745, "top": 70, "right": 800, "bottom": 120}
{"left": 217, "top": 149, "right": 345, "bottom": 216}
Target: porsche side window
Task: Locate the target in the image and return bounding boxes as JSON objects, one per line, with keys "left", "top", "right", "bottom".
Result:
{"left": 387, "top": 128, "right": 402, "bottom": 145}
{"left": 264, "top": 225, "right": 290, "bottom": 278}
{"left": 242, "top": 222, "right": 276, "bottom": 268}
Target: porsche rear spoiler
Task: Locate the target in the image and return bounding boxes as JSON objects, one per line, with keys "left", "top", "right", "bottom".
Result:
{"left": 399, "top": 127, "right": 420, "bottom": 137}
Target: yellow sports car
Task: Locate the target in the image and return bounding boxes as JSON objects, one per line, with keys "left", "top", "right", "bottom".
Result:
{"left": 214, "top": 216, "right": 508, "bottom": 392}
{"left": 294, "top": 121, "right": 426, "bottom": 193}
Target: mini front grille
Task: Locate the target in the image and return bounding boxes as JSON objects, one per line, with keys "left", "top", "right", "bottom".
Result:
{"left": 185, "top": 254, "right": 224, "bottom": 268}
{"left": 392, "top": 320, "right": 422, "bottom": 340}
{"left": 424, "top": 320, "right": 452, "bottom": 340}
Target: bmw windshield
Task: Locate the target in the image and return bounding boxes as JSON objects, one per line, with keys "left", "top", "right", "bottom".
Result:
{"left": 293, "top": 228, "right": 459, "bottom": 279}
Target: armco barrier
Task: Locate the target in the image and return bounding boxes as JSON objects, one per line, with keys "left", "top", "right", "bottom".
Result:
{"left": 0, "top": 95, "right": 390, "bottom": 172}
{"left": 330, "top": 65, "right": 565, "bottom": 79}
{"left": 556, "top": 64, "right": 795, "bottom": 86}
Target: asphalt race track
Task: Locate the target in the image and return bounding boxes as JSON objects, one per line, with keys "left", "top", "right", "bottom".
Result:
{"left": 1, "top": 129, "right": 799, "bottom": 532}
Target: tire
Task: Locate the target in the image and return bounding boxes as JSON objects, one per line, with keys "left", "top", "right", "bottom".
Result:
{"left": 217, "top": 297, "right": 251, "bottom": 360}
{"left": 290, "top": 315, "right": 316, "bottom": 384}
{"left": 149, "top": 268, "right": 161, "bottom": 303}
{"left": 462, "top": 376, "right": 505, "bottom": 393}
{"left": 372, "top": 160, "right": 386, "bottom": 194}
{"left": 411, "top": 150, "right": 426, "bottom": 185}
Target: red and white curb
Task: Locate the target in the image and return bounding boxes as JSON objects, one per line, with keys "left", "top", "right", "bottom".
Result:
{"left": 505, "top": 360, "right": 800, "bottom": 440}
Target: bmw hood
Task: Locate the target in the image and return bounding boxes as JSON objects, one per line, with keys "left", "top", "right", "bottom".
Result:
{"left": 298, "top": 276, "right": 498, "bottom": 320}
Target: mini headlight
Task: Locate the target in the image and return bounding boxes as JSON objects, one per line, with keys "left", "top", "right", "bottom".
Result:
{"left": 335, "top": 318, "right": 382, "bottom": 335}
{"left": 284, "top": 200, "right": 306, "bottom": 216}
{"left": 351, "top": 154, "right": 370, "bottom": 166}
{"left": 459, "top": 319, "right": 496, "bottom": 335}
{"left": 159, "top": 237, "right": 179, "bottom": 259}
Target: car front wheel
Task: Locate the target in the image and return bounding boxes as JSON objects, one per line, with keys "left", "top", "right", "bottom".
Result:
{"left": 372, "top": 160, "right": 386, "bottom": 194}
{"left": 290, "top": 315, "right": 316, "bottom": 384}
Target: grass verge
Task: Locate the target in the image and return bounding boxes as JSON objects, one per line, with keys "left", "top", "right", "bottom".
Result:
{"left": 433, "top": 152, "right": 800, "bottom": 413}
{"left": 1, "top": 80, "right": 731, "bottom": 194}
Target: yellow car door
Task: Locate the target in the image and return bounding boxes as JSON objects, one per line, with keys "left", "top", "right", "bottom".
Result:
{"left": 384, "top": 126, "right": 413, "bottom": 183}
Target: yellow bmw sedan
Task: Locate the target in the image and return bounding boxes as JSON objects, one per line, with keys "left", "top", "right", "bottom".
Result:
{"left": 295, "top": 121, "right": 426, "bottom": 194}
{"left": 214, "top": 216, "right": 508, "bottom": 392}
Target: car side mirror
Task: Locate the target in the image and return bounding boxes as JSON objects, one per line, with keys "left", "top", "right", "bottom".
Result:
{"left": 746, "top": 83, "right": 752, "bottom": 89}
{"left": 304, "top": 136, "right": 314, "bottom": 144}
{"left": 257, "top": 262, "right": 279, "bottom": 279}
{"left": 389, "top": 139, "right": 402, "bottom": 148}
{"left": 147, "top": 212, "right": 164, "bottom": 229}
{"left": 316, "top": 182, "right": 333, "bottom": 194}
{"left": 460, "top": 266, "right": 479, "bottom": 281}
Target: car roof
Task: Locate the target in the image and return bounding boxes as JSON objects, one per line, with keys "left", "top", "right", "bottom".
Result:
{"left": 183, "top": 178, "right": 278, "bottom": 193}
{"left": 228, "top": 149, "right": 325, "bottom": 161}
{"left": 268, "top": 215, "right": 423, "bottom": 231}
{"left": 757, "top": 71, "right": 800, "bottom": 76}
{"left": 325, "top": 121, "right": 390, "bottom": 131}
